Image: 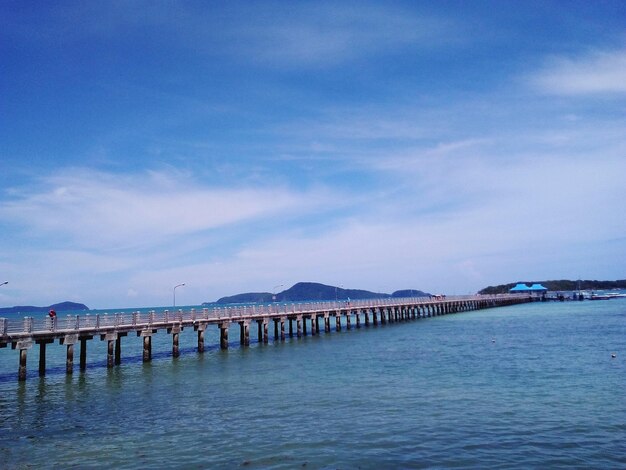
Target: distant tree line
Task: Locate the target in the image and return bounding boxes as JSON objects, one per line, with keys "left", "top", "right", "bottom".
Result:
{"left": 479, "top": 280, "right": 626, "bottom": 295}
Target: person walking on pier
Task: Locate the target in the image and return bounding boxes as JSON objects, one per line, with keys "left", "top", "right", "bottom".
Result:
{"left": 48, "top": 309, "right": 56, "bottom": 330}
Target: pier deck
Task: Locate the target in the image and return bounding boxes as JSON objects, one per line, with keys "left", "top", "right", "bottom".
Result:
{"left": 1, "top": 294, "right": 529, "bottom": 381}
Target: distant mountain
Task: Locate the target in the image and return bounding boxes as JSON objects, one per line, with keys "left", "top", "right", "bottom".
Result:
{"left": 391, "top": 289, "right": 430, "bottom": 298}
{"left": 0, "top": 301, "right": 89, "bottom": 315}
{"left": 479, "top": 279, "right": 626, "bottom": 295}
{"left": 212, "top": 282, "right": 430, "bottom": 305}
{"left": 213, "top": 292, "right": 275, "bottom": 304}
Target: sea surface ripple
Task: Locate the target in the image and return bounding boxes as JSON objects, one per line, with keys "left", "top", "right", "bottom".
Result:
{"left": 1, "top": 300, "right": 625, "bottom": 468}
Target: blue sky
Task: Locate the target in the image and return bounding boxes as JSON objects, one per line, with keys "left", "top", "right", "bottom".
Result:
{"left": 1, "top": 1, "right": 625, "bottom": 309}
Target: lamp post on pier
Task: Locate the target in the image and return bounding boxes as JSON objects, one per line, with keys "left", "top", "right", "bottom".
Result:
{"left": 0, "top": 281, "right": 7, "bottom": 287}
{"left": 335, "top": 285, "right": 344, "bottom": 301}
{"left": 173, "top": 283, "right": 185, "bottom": 308}
{"left": 272, "top": 285, "right": 283, "bottom": 302}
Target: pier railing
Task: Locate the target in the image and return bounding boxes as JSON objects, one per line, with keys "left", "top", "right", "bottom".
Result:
{"left": 0, "top": 295, "right": 522, "bottom": 339}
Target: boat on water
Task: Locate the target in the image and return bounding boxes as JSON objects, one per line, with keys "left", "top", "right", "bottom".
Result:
{"left": 588, "top": 292, "right": 626, "bottom": 300}
{"left": 589, "top": 294, "right": 612, "bottom": 300}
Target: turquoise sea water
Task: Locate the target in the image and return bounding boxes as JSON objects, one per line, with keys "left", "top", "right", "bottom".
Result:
{"left": 1, "top": 299, "right": 625, "bottom": 468}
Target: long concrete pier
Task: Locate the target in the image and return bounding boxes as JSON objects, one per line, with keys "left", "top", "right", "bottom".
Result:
{"left": 0, "top": 294, "right": 529, "bottom": 381}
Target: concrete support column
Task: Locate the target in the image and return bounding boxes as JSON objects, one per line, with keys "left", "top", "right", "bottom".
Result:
{"left": 115, "top": 336, "right": 121, "bottom": 365}
{"left": 143, "top": 334, "right": 152, "bottom": 362}
{"left": 324, "top": 315, "right": 330, "bottom": 333}
{"left": 263, "top": 320, "right": 269, "bottom": 343}
{"left": 66, "top": 344, "right": 74, "bottom": 375}
{"left": 335, "top": 314, "right": 341, "bottom": 332}
{"left": 315, "top": 315, "right": 320, "bottom": 334}
{"left": 372, "top": 309, "right": 378, "bottom": 326}
{"left": 280, "top": 318, "right": 286, "bottom": 341}
{"left": 220, "top": 324, "right": 229, "bottom": 350}
{"left": 38, "top": 341, "right": 47, "bottom": 376}
{"left": 18, "top": 348, "right": 28, "bottom": 381}
{"left": 380, "top": 309, "right": 386, "bottom": 325}
{"left": 296, "top": 316, "right": 302, "bottom": 338}
{"left": 81, "top": 338, "right": 88, "bottom": 370}
{"left": 172, "top": 332, "right": 180, "bottom": 357}
{"left": 310, "top": 316, "right": 316, "bottom": 336}
{"left": 346, "top": 312, "right": 351, "bottom": 330}
{"left": 107, "top": 339, "right": 114, "bottom": 368}
{"left": 244, "top": 322, "right": 250, "bottom": 346}
{"left": 289, "top": 318, "right": 293, "bottom": 337}
{"left": 198, "top": 328, "right": 205, "bottom": 352}
{"left": 257, "top": 320, "right": 263, "bottom": 342}
{"left": 302, "top": 316, "right": 307, "bottom": 336}
{"left": 356, "top": 311, "right": 361, "bottom": 328}
{"left": 240, "top": 322, "right": 245, "bottom": 345}
{"left": 365, "top": 310, "right": 370, "bottom": 326}
{"left": 274, "top": 319, "right": 279, "bottom": 341}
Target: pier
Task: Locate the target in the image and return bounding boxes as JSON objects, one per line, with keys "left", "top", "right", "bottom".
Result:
{"left": 1, "top": 294, "right": 529, "bottom": 381}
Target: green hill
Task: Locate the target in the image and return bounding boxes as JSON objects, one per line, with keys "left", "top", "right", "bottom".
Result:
{"left": 212, "top": 282, "right": 430, "bottom": 304}
{"left": 0, "top": 301, "right": 89, "bottom": 315}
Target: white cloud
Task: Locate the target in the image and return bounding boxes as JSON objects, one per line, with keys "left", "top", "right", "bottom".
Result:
{"left": 0, "top": 169, "right": 335, "bottom": 251}
{"left": 219, "top": 3, "right": 455, "bottom": 68}
{"left": 530, "top": 48, "right": 626, "bottom": 95}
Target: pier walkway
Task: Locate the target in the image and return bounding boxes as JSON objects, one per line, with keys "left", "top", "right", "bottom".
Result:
{"left": 1, "top": 294, "right": 529, "bottom": 381}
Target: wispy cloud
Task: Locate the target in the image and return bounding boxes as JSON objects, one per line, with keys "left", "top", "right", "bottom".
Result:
{"left": 225, "top": 3, "right": 454, "bottom": 68}
{"left": 530, "top": 48, "right": 626, "bottom": 95}
{"left": 0, "top": 169, "right": 336, "bottom": 251}
{"left": 2, "top": 2, "right": 454, "bottom": 70}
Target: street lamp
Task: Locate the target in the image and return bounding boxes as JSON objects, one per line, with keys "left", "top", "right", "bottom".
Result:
{"left": 173, "top": 283, "right": 185, "bottom": 308}
{"left": 272, "top": 284, "right": 283, "bottom": 302}
{"left": 0, "top": 281, "right": 7, "bottom": 287}
{"left": 335, "top": 285, "right": 344, "bottom": 301}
